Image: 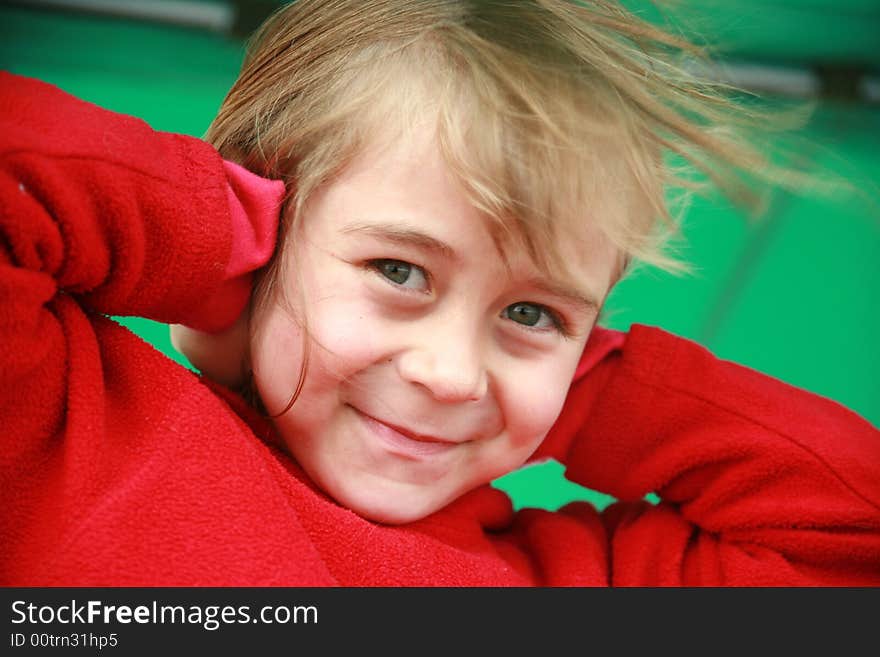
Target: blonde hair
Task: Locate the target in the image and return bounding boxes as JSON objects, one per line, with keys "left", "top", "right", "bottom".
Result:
{"left": 207, "top": 0, "right": 807, "bottom": 288}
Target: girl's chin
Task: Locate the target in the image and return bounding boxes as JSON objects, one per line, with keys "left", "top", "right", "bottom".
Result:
{"left": 327, "top": 479, "right": 445, "bottom": 525}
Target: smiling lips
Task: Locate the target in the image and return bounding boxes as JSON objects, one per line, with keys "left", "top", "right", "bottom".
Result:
{"left": 352, "top": 407, "right": 466, "bottom": 458}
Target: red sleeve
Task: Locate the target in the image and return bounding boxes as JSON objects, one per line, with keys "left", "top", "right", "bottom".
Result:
{"left": 0, "top": 71, "right": 238, "bottom": 325}
{"left": 0, "top": 72, "right": 280, "bottom": 441}
{"left": 0, "top": 71, "right": 284, "bottom": 334}
{"left": 193, "top": 159, "right": 282, "bottom": 332}
{"left": 552, "top": 323, "right": 880, "bottom": 585}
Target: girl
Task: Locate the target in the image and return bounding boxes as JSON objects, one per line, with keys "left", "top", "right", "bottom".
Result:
{"left": 2, "top": 0, "right": 879, "bottom": 585}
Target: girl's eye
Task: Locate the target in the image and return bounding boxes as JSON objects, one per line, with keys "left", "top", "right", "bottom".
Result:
{"left": 503, "top": 302, "right": 560, "bottom": 331}
{"left": 370, "top": 259, "right": 429, "bottom": 292}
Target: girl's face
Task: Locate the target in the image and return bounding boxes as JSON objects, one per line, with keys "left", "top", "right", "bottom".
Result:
{"left": 250, "top": 126, "right": 618, "bottom": 524}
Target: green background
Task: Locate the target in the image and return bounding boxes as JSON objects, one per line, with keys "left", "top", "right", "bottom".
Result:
{"left": 2, "top": 1, "right": 878, "bottom": 512}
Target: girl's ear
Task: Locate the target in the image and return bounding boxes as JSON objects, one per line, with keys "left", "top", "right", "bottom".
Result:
{"left": 169, "top": 310, "right": 250, "bottom": 389}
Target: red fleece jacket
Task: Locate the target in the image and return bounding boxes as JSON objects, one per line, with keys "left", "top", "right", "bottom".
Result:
{"left": 2, "top": 72, "right": 879, "bottom": 586}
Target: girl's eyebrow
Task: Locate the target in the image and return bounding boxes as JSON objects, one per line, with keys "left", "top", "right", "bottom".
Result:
{"left": 525, "top": 278, "right": 600, "bottom": 314}
{"left": 340, "top": 221, "right": 458, "bottom": 261}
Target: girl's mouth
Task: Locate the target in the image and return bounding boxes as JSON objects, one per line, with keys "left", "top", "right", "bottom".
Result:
{"left": 350, "top": 406, "right": 465, "bottom": 459}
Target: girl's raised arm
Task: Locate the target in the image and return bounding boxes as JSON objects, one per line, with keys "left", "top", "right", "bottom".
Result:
{"left": 544, "top": 324, "right": 880, "bottom": 585}
{"left": 0, "top": 71, "right": 280, "bottom": 459}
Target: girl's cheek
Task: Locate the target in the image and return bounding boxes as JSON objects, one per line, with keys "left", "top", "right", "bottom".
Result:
{"left": 501, "top": 359, "right": 578, "bottom": 447}
{"left": 308, "top": 295, "right": 394, "bottom": 367}
{"left": 250, "top": 308, "right": 306, "bottom": 409}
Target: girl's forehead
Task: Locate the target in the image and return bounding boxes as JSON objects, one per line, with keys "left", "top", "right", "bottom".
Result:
{"left": 304, "top": 121, "right": 620, "bottom": 298}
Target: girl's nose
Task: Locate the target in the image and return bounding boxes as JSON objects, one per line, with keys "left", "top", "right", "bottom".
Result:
{"left": 395, "top": 332, "right": 488, "bottom": 403}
